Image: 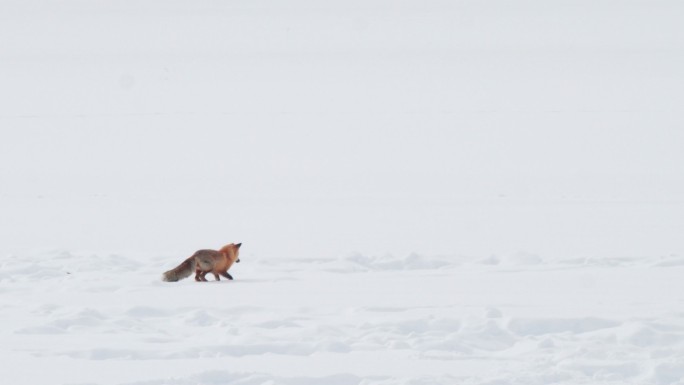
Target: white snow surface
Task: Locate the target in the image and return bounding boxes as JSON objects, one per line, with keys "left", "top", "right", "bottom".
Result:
{"left": 2, "top": 252, "right": 684, "bottom": 384}
{"left": 2, "top": 0, "right": 684, "bottom": 384}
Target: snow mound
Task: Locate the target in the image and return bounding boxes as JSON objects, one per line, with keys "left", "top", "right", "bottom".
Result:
{"left": 337, "top": 253, "right": 453, "bottom": 272}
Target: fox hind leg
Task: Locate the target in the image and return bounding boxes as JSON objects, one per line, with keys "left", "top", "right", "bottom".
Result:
{"left": 213, "top": 272, "right": 221, "bottom": 281}
{"left": 195, "top": 270, "right": 209, "bottom": 282}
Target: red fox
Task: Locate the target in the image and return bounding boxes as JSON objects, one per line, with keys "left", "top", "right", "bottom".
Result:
{"left": 162, "top": 243, "right": 242, "bottom": 282}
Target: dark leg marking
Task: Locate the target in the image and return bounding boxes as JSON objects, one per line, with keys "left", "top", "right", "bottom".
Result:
{"left": 220, "top": 271, "right": 234, "bottom": 280}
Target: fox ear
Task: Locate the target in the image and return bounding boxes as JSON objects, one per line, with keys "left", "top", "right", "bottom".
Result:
{"left": 235, "top": 243, "right": 242, "bottom": 248}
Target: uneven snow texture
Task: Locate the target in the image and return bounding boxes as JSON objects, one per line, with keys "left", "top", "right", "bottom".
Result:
{"left": 2, "top": 252, "right": 684, "bottom": 385}
{"left": 2, "top": 0, "right": 684, "bottom": 384}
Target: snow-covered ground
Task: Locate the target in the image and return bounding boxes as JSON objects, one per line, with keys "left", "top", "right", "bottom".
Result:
{"left": 2, "top": 251, "right": 684, "bottom": 384}
{"left": 2, "top": 1, "right": 684, "bottom": 384}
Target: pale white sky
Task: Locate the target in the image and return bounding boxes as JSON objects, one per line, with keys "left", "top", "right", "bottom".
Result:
{"left": 1, "top": 1, "right": 683, "bottom": 258}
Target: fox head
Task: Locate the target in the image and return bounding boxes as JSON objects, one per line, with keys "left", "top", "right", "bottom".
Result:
{"left": 220, "top": 242, "right": 242, "bottom": 263}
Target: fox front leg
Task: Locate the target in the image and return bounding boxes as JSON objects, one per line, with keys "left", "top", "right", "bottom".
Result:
{"left": 213, "top": 273, "right": 221, "bottom": 281}
{"left": 220, "top": 271, "right": 233, "bottom": 280}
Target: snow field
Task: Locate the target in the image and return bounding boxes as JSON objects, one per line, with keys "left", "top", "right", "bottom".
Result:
{"left": 2, "top": 252, "right": 684, "bottom": 384}
{"left": 1, "top": 2, "right": 684, "bottom": 384}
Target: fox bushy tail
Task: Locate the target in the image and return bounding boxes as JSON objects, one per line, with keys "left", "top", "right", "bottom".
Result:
{"left": 162, "top": 257, "right": 195, "bottom": 282}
